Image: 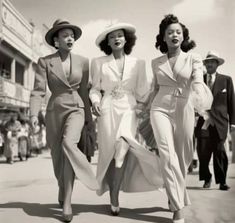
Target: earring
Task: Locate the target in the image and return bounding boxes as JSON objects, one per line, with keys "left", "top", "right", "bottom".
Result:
{"left": 54, "top": 41, "right": 59, "bottom": 48}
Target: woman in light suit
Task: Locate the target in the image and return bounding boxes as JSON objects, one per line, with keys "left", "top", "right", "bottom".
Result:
{"left": 30, "top": 19, "right": 98, "bottom": 222}
{"left": 150, "top": 14, "right": 211, "bottom": 223}
{"left": 90, "top": 22, "right": 163, "bottom": 216}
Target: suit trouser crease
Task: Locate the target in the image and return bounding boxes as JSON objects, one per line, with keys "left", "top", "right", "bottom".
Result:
{"left": 151, "top": 111, "right": 191, "bottom": 211}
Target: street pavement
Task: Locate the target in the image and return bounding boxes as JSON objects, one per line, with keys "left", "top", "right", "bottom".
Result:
{"left": 0, "top": 150, "right": 235, "bottom": 223}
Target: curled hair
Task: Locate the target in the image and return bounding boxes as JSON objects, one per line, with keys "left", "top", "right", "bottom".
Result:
{"left": 99, "top": 29, "right": 136, "bottom": 55}
{"left": 155, "top": 14, "right": 196, "bottom": 53}
{"left": 52, "top": 30, "right": 59, "bottom": 49}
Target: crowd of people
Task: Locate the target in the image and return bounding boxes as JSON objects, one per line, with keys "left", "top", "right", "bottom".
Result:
{"left": 0, "top": 110, "right": 46, "bottom": 164}
{"left": 1, "top": 13, "right": 234, "bottom": 223}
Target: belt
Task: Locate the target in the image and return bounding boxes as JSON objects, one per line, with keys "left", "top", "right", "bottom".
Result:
{"left": 159, "top": 85, "right": 190, "bottom": 98}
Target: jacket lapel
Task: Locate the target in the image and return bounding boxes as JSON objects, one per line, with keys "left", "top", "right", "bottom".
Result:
{"left": 122, "top": 55, "right": 133, "bottom": 81}
{"left": 158, "top": 54, "right": 176, "bottom": 81}
{"left": 108, "top": 54, "right": 119, "bottom": 75}
{"left": 49, "top": 52, "right": 70, "bottom": 87}
{"left": 212, "top": 73, "right": 221, "bottom": 96}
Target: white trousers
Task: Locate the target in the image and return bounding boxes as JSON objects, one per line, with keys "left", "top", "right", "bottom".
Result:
{"left": 150, "top": 110, "right": 193, "bottom": 211}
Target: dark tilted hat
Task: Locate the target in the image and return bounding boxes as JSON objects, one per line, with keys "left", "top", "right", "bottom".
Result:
{"left": 45, "top": 19, "right": 82, "bottom": 46}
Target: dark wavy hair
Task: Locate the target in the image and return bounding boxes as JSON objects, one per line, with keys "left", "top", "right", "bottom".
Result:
{"left": 99, "top": 29, "right": 136, "bottom": 55}
{"left": 155, "top": 14, "right": 196, "bottom": 53}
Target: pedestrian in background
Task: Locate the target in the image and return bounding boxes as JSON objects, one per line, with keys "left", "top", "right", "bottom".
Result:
{"left": 18, "top": 118, "right": 30, "bottom": 161}
{"left": 150, "top": 14, "right": 212, "bottom": 223}
{"left": 90, "top": 22, "right": 163, "bottom": 216}
{"left": 4, "top": 110, "right": 21, "bottom": 164}
{"left": 30, "top": 19, "right": 98, "bottom": 222}
{"left": 195, "top": 50, "right": 235, "bottom": 191}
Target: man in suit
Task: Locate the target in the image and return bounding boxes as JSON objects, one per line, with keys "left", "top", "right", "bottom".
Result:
{"left": 195, "top": 50, "right": 235, "bottom": 190}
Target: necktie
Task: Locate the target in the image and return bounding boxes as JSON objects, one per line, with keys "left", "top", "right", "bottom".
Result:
{"left": 208, "top": 74, "right": 213, "bottom": 90}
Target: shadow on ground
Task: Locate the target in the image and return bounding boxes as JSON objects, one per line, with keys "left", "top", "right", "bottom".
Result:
{"left": 0, "top": 202, "right": 171, "bottom": 223}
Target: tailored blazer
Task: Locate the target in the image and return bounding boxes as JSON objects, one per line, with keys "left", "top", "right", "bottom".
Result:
{"left": 89, "top": 54, "right": 149, "bottom": 106}
{"left": 151, "top": 51, "right": 203, "bottom": 112}
{"left": 195, "top": 73, "right": 235, "bottom": 140}
{"left": 30, "top": 51, "right": 92, "bottom": 124}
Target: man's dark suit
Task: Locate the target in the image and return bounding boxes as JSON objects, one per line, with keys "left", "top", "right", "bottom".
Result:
{"left": 195, "top": 73, "right": 235, "bottom": 185}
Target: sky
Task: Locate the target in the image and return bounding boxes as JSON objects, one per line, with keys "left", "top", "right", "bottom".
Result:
{"left": 10, "top": 0, "right": 235, "bottom": 81}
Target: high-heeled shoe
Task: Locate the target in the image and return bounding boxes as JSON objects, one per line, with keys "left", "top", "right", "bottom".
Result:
{"left": 110, "top": 204, "right": 120, "bottom": 216}
{"left": 62, "top": 213, "right": 73, "bottom": 222}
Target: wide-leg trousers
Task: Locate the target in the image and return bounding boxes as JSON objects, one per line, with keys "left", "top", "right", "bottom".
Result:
{"left": 46, "top": 107, "right": 98, "bottom": 191}
{"left": 150, "top": 107, "right": 194, "bottom": 211}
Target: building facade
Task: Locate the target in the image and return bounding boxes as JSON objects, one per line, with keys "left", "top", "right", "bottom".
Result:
{"left": 0, "top": 0, "right": 51, "bottom": 121}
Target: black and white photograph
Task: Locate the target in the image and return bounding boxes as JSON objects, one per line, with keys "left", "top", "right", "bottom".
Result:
{"left": 0, "top": 0, "right": 235, "bottom": 222}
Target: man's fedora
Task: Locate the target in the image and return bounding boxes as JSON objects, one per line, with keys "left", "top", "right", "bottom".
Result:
{"left": 203, "top": 50, "right": 225, "bottom": 66}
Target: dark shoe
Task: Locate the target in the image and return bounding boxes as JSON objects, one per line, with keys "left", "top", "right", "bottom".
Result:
{"left": 219, "top": 184, "right": 230, "bottom": 191}
{"left": 110, "top": 204, "right": 120, "bottom": 216}
{"left": 62, "top": 213, "right": 73, "bottom": 222}
{"left": 192, "top": 159, "right": 198, "bottom": 169}
{"left": 203, "top": 178, "right": 212, "bottom": 189}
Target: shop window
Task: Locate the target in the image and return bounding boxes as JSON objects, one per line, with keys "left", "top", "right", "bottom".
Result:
{"left": 0, "top": 51, "right": 12, "bottom": 79}
{"left": 15, "top": 62, "right": 25, "bottom": 86}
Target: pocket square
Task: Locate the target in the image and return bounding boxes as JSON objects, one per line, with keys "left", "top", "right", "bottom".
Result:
{"left": 221, "top": 88, "right": 227, "bottom": 93}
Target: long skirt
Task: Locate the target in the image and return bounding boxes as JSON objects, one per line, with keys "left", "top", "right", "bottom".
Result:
{"left": 97, "top": 94, "right": 163, "bottom": 195}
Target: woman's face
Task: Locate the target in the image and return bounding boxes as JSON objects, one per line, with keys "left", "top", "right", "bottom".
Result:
{"left": 107, "top": 29, "right": 126, "bottom": 51}
{"left": 55, "top": 28, "right": 75, "bottom": 51}
{"left": 164, "top": 23, "right": 183, "bottom": 50}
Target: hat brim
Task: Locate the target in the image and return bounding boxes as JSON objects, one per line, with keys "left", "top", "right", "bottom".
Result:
{"left": 203, "top": 57, "right": 224, "bottom": 66}
{"left": 45, "top": 24, "right": 82, "bottom": 46}
{"left": 95, "top": 23, "right": 136, "bottom": 47}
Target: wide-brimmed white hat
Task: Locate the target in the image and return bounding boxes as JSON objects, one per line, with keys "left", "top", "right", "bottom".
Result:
{"left": 45, "top": 19, "right": 82, "bottom": 46}
{"left": 203, "top": 50, "right": 225, "bottom": 66}
{"left": 95, "top": 22, "right": 136, "bottom": 46}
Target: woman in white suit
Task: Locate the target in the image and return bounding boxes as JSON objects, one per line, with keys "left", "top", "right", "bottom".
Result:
{"left": 90, "top": 23, "right": 163, "bottom": 216}
{"left": 150, "top": 14, "right": 212, "bottom": 223}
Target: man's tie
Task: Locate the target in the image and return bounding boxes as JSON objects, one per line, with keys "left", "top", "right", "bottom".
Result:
{"left": 208, "top": 74, "right": 213, "bottom": 90}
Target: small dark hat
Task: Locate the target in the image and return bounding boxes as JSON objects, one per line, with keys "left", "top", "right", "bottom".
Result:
{"left": 45, "top": 19, "right": 82, "bottom": 46}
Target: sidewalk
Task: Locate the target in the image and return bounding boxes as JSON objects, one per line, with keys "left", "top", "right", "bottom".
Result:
{"left": 0, "top": 151, "right": 235, "bottom": 223}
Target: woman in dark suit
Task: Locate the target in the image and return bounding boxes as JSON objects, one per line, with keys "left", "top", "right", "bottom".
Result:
{"left": 30, "top": 19, "right": 98, "bottom": 222}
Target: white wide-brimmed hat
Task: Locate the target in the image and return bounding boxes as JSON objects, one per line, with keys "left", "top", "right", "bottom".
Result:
{"left": 95, "top": 22, "right": 136, "bottom": 46}
{"left": 45, "top": 19, "right": 82, "bottom": 46}
{"left": 203, "top": 50, "right": 225, "bottom": 66}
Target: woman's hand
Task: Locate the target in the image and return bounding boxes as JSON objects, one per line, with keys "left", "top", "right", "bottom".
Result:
{"left": 192, "top": 82, "right": 204, "bottom": 94}
{"left": 135, "top": 103, "right": 147, "bottom": 119}
{"left": 30, "top": 116, "right": 39, "bottom": 130}
{"left": 92, "top": 102, "right": 101, "bottom": 116}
